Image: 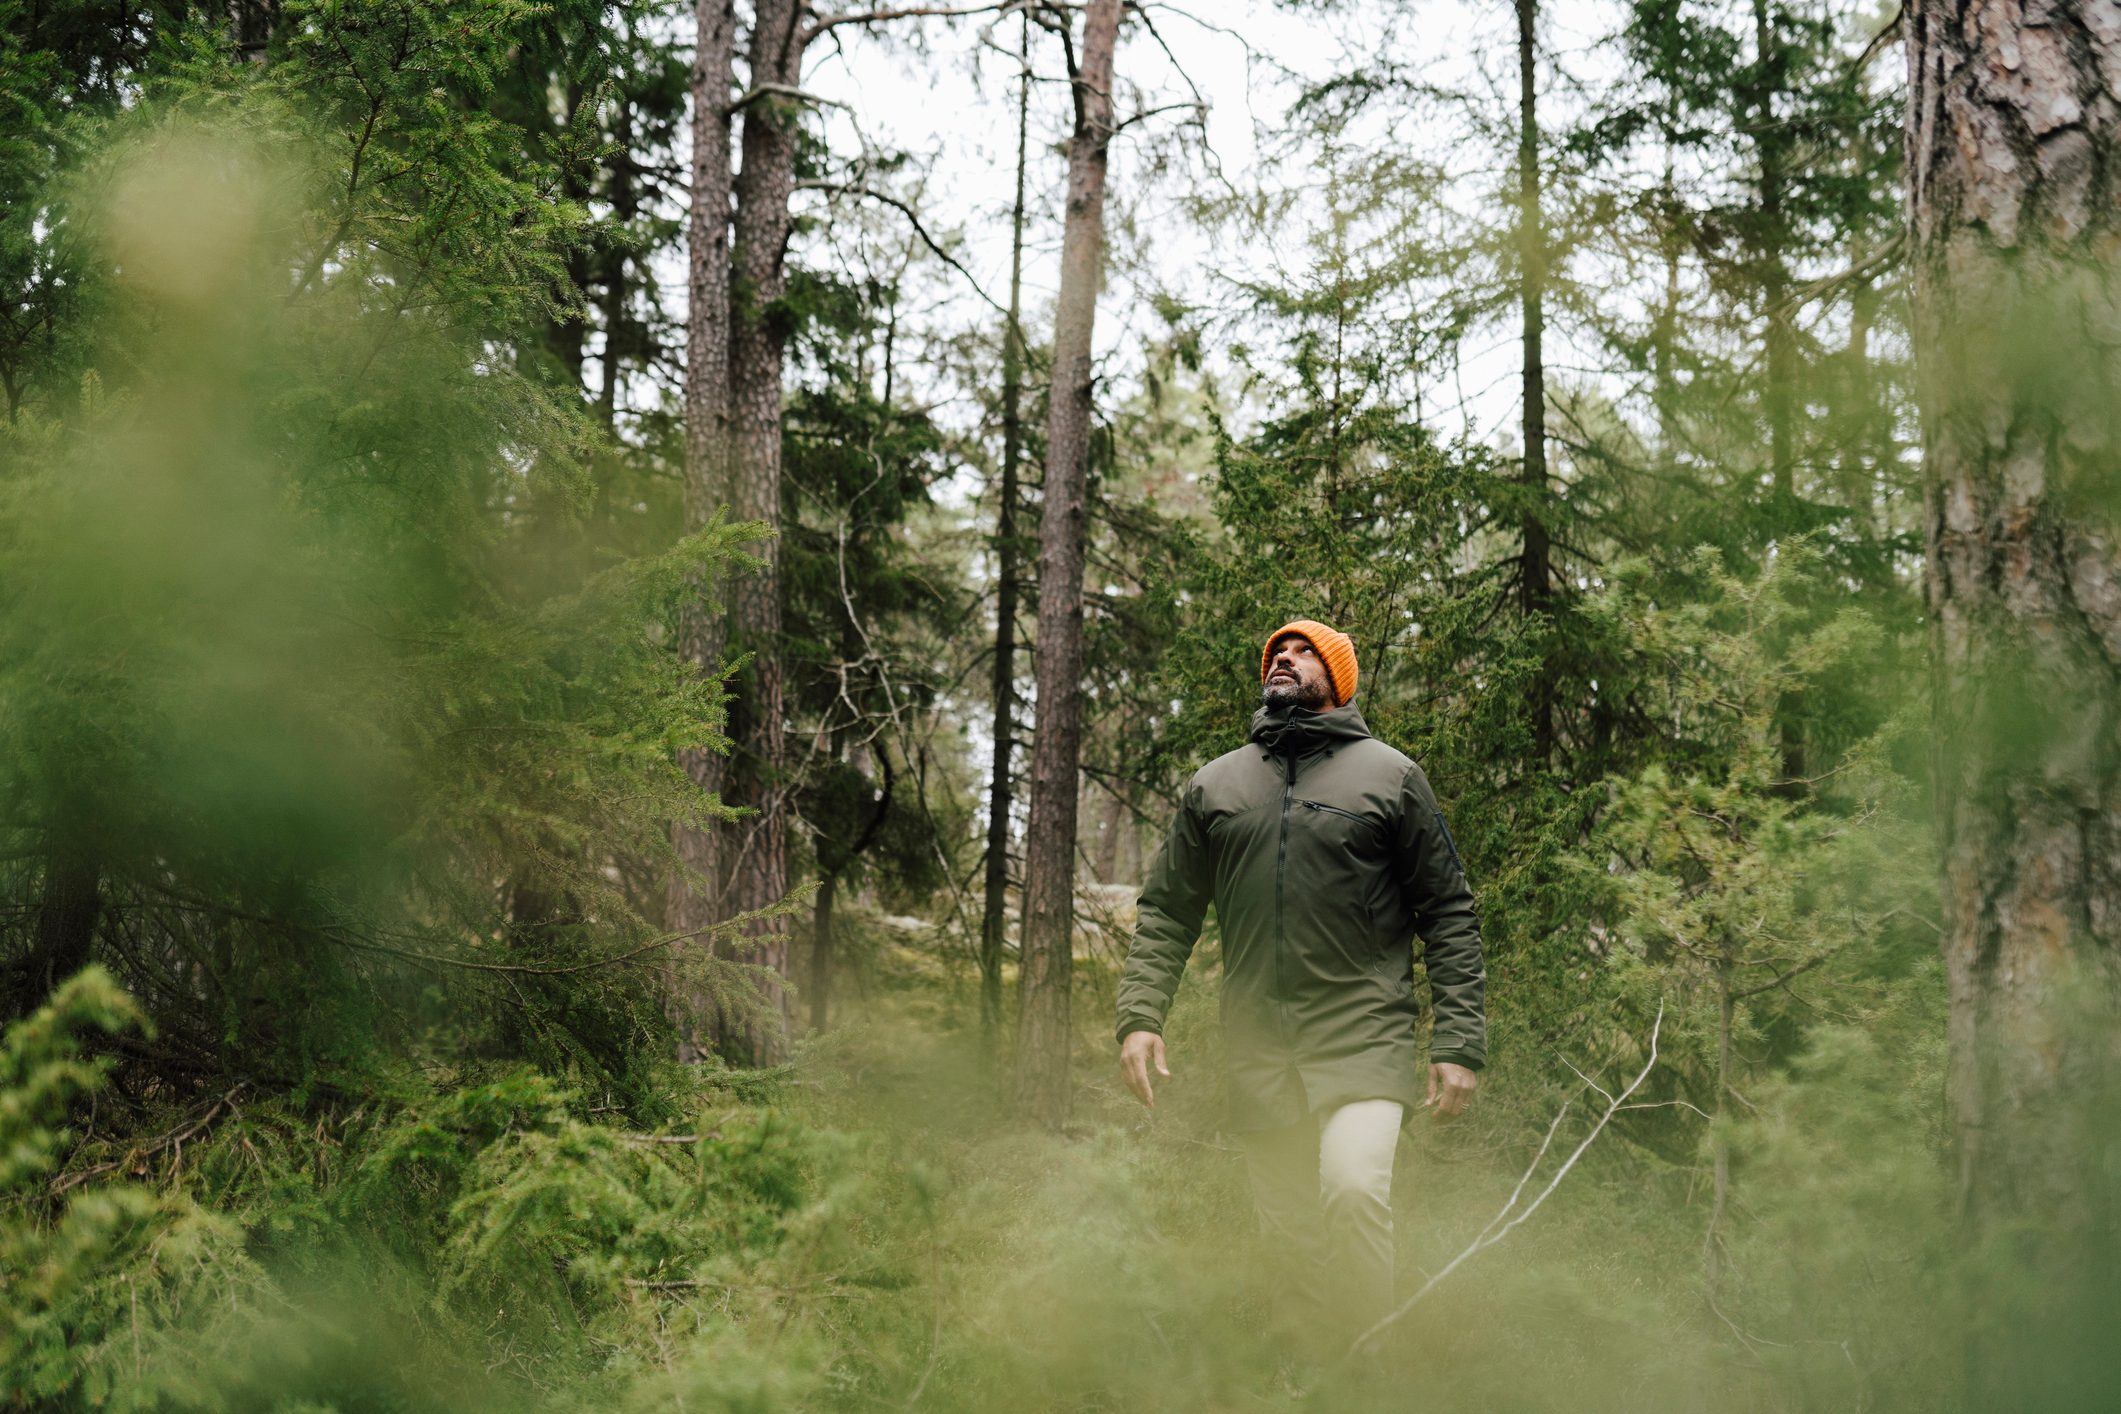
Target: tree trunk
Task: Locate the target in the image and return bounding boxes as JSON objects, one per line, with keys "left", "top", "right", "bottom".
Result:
{"left": 714, "top": 0, "right": 810, "bottom": 1064}
{"left": 811, "top": 867, "right": 837, "bottom": 1034}
{"left": 556, "top": 80, "right": 593, "bottom": 391}
{"left": 1014, "top": 0, "right": 1122, "bottom": 1128}
{"left": 1752, "top": 0, "right": 1807, "bottom": 791}
{"left": 1752, "top": 0, "right": 1795, "bottom": 506}
{"left": 231, "top": 0, "right": 275, "bottom": 62}
{"left": 598, "top": 97, "right": 634, "bottom": 433}
{"left": 1843, "top": 250, "right": 1879, "bottom": 533}
{"left": 982, "top": 13, "right": 1033, "bottom": 1045}
{"left": 9, "top": 849, "right": 101, "bottom": 1020}
{"left": 809, "top": 640, "right": 891, "bottom": 1035}
{"left": 1908, "top": 0, "right": 2121, "bottom": 1391}
{"left": 669, "top": 0, "right": 737, "bottom": 1065}
{"left": 1096, "top": 787, "right": 1125, "bottom": 883}
{"left": 1706, "top": 952, "right": 1733, "bottom": 1293}
{"left": 1514, "top": 0, "right": 1554, "bottom": 764}
{"left": 1653, "top": 146, "right": 1681, "bottom": 460}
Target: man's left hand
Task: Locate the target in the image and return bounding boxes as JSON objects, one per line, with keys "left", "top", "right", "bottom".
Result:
{"left": 1425, "top": 1062, "right": 1478, "bottom": 1121}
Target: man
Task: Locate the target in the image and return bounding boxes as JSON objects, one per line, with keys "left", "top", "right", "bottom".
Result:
{"left": 1114, "top": 619, "right": 1486, "bottom": 1341}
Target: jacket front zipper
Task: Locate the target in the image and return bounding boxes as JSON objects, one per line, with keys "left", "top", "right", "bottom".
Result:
{"left": 1274, "top": 748, "right": 1297, "bottom": 1042}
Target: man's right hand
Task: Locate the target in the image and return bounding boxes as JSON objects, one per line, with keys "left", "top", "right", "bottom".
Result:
{"left": 1120, "top": 1030, "right": 1170, "bottom": 1109}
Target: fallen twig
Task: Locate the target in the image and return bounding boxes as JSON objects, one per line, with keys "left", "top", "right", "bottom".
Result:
{"left": 51, "top": 1085, "right": 246, "bottom": 1197}
{"left": 1349, "top": 1001, "right": 1666, "bottom": 1358}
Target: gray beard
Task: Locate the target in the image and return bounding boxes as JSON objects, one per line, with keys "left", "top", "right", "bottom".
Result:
{"left": 1261, "top": 677, "right": 1328, "bottom": 711}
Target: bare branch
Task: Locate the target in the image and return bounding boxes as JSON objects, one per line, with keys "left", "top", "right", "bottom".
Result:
{"left": 1850, "top": 1, "right": 1904, "bottom": 72}
{"left": 51, "top": 1086, "right": 246, "bottom": 1196}
{"left": 1349, "top": 1002, "right": 1667, "bottom": 1357}
{"left": 1728, "top": 948, "right": 1835, "bottom": 1001}
{"left": 1619, "top": 1098, "right": 1714, "bottom": 1120}
{"left": 726, "top": 83, "right": 848, "bottom": 115}
{"left": 1112, "top": 99, "right": 1205, "bottom": 133}
{"left": 1768, "top": 229, "right": 1907, "bottom": 320}
{"left": 805, "top": 0, "right": 1020, "bottom": 42}
{"left": 795, "top": 179, "right": 1008, "bottom": 314}
{"left": 1558, "top": 1054, "right": 1613, "bottom": 1106}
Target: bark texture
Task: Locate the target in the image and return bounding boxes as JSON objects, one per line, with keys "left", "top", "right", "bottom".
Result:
{"left": 670, "top": 0, "right": 737, "bottom": 1064}
{"left": 1907, "top": 0, "right": 2121, "bottom": 1267}
{"left": 981, "top": 13, "right": 1032, "bottom": 1043}
{"left": 715, "top": 0, "right": 809, "bottom": 1063}
{"left": 1014, "top": 0, "right": 1122, "bottom": 1127}
{"left": 1515, "top": 0, "right": 1555, "bottom": 764}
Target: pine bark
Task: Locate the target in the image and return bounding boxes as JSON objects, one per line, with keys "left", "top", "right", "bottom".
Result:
{"left": 981, "top": 13, "right": 1032, "bottom": 1044}
{"left": 714, "top": 0, "right": 809, "bottom": 1063}
{"left": 1014, "top": 0, "right": 1122, "bottom": 1128}
{"left": 670, "top": 0, "right": 737, "bottom": 1064}
{"left": 1908, "top": 0, "right": 2121, "bottom": 1286}
{"left": 1515, "top": 0, "right": 1555, "bottom": 763}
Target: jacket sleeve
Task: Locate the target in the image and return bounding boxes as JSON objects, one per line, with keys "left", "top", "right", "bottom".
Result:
{"left": 1114, "top": 780, "right": 1214, "bottom": 1044}
{"left": 1395, "top": 761, "right": 1488, "bottom": 1070}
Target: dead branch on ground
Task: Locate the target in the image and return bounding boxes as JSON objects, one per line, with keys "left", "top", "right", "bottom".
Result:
{"left": 1348, "top": 1000, "right": 1666, "bottom": 1358}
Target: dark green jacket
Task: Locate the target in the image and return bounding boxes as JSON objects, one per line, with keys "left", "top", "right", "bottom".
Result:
{"left": 1115, "top": 702, "right": 1486, "bottom": 1130}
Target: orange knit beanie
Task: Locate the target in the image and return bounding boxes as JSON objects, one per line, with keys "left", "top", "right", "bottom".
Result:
{"left": 1261, "top": 620, "right": 1358, "bottom": 707}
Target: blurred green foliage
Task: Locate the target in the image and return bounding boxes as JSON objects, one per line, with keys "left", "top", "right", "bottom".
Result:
{"left": 0, "top": 11, "right": 764, "bottom": 1106}
{"left": 0, "top": 1, "right": 2110, "bottom": 1410}
{"left": 0, "top": 966, "right": 2023, "bottom": 1412}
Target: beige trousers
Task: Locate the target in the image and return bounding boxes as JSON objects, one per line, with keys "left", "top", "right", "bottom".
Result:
{"left": 1238, "top": 1098, "right": 1405, "bottom": 1341}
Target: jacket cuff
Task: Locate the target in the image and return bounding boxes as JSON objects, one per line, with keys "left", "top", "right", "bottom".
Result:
{"left": 1116, "top": 1018, "right": 1162, "bottom": 1045}
{"left": 1430, "top": 1049, "right": 1484, "bottom": 1072}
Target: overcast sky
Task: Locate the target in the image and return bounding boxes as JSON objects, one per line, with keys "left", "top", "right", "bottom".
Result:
{"left": 615, "top": 0, "right": 1891, "bottom": 500}
{"left": 789, "top": 1, "right": 1649, "bottom": 450}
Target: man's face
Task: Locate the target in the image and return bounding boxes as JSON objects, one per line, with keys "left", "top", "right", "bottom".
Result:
{"left": 1262, "top": 635, "right": 1333, "bottom": 711}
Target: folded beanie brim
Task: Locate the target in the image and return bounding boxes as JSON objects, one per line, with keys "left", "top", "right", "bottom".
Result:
{"left": 1260, "top": 619, "right": 1358, "bottom": 706}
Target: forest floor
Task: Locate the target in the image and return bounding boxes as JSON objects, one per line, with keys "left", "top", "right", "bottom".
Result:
{"left": 765, "top": 959, "right": 1851, "bottom": 1414}
{"left": 13, "top": 936, "right": 1961, "bottom": 1413}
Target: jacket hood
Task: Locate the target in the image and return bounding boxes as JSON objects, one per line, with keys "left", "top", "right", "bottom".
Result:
{"left": 1248, "top": 700, "right": 1374, "bottom": 755}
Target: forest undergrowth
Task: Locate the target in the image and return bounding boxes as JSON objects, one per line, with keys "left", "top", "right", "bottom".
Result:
{"left": 5, "top": 937, "right": 1972, "bottom": 1414}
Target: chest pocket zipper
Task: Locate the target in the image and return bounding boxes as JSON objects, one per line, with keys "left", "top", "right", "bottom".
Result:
{"left": 1296, "top": 798, "right": 1368, "bottom": 825}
